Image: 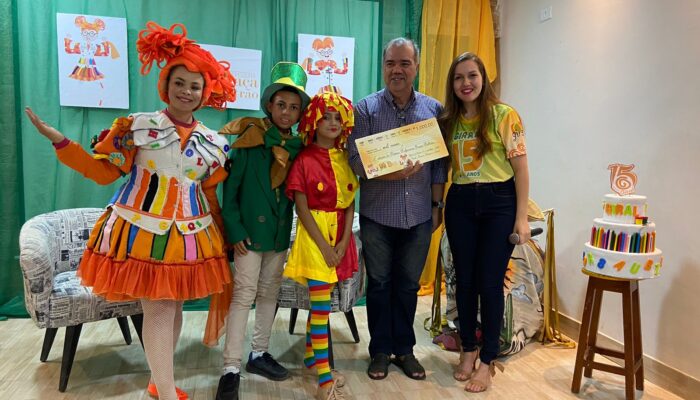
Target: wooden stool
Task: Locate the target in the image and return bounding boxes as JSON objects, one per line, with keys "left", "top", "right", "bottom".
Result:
{"left": 571, "top": 273, "right": 644, "bottom": 400}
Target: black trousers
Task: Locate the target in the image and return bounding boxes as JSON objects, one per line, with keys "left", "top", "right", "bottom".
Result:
{"left": 445, "top": 179, "right": 516, "bottom": 364}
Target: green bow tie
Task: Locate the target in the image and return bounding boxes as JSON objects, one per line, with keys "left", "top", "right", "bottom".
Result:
{"left": 264, "top": 126, "right": 302, "bottom": 158}
{"left": 264, "top": 126, "right": 303, "bottom": 189}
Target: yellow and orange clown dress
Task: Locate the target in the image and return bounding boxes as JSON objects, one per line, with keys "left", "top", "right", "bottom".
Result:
{"left": 283, "top": 143, "right": 359, "bottom": 285}
{"left": 283, "top": 88, "right": 358, "bottom": 285}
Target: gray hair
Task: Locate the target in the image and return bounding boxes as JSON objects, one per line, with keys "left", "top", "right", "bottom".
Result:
{"left": 382, "top": 37, "right": 420, "bottom": 64}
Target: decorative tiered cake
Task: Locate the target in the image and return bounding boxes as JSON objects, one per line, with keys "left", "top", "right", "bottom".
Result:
{"left": 582, "top": 164, "right": 662, "bottom": 279}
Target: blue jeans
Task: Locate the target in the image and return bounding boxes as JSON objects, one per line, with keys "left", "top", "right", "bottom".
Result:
{"left": 444, "top": 179, "right": 516, "bottom": 364}
{"left": 360, "top": 216, "right": 432, "bottom": 357}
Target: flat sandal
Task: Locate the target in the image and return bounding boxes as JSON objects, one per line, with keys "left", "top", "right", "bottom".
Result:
{"left": 367, "top": 353, "right": 391, "bottom": 380}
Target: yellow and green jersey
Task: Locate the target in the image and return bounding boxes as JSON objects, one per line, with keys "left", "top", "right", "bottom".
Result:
{"left": 448, "top": 103, "right": 526, "bottom": 184}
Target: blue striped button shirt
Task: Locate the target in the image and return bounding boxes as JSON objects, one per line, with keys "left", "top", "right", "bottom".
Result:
{"left": 348, "top": 88, "right": 448, "bottom": 229}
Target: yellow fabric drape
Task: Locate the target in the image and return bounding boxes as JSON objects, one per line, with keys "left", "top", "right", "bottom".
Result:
{"left": 418, "top": 0, "right": 497, "bottom": 100}
{"left": 417, "top": 0, "right": 497, "bottom": 295}
{"left": 540, "top": 209, "right": 576, "bottom": 348}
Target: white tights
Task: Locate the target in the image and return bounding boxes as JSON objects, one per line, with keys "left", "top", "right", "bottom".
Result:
{"left": 141, "top": 299, "right": 184, "bottom": 400}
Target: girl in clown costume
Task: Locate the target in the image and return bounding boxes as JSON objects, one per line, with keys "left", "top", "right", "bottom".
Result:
{"left": 25, "top": 22, "right": 236, "bottom": 400}
{"left": 284, "top": 89, "right": 357, "bottom": 400}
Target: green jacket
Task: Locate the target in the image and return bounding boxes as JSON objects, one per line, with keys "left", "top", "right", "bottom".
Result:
{"left": 222, "top": 122, "right": 302, "bottom": 252}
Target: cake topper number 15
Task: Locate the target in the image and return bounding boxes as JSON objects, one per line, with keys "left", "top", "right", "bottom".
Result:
{"left": 608, "top": 163, "right": 637, "bottom": 196}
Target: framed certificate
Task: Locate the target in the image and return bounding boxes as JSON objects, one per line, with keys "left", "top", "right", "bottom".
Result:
{"left": 355, "top": 117, "right": 449, "bottom": 179}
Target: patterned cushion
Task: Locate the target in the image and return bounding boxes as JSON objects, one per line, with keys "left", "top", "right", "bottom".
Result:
{"left": 48, "top": 271, "right": 142, "bottom": 328}
{"left": 277, "top": 212, "right": 365, "bottom": 312}
{"left": 19, "top": 208, "right": 142, "bottom": 329}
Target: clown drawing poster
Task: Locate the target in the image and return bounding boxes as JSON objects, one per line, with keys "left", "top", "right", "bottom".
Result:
{"left": 298, "top": 34, "right": 355, "bottom": 101}
{"left": 200, "top": 44, "right": 262, "bottom": 110}
{"left": 56, "top": 13, "right": 128, "bottom": 109}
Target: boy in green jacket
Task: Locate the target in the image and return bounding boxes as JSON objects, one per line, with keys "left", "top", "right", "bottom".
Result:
{"left": 216, "top": 62, "right": 310, "bottom": 400}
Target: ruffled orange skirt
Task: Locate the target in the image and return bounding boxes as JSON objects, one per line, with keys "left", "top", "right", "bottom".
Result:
{"left": 78, "top": 208, "right": 231, "bottom": 302}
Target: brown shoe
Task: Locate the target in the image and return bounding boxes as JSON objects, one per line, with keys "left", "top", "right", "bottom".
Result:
{"left": 367, "top": 353, "right": 390, "bottom": 380}
{"left": 330, "top": 370, "right": 346, "bottom": 387}
{"left": 314, "top": 380, "right": 346, "bottom": 400}
{"left": 302, "top": 367, "right": 346, "bottom": 387}
{"left": 392, "top": 354, "right": 426, "bottom": 380}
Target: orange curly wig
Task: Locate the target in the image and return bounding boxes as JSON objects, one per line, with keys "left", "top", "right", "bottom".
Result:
{"left": 136, "top": 22, "right": 236, "bottom": 110}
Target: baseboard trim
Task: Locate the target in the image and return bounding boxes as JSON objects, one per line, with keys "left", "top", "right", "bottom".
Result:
{"left": 558, "top": 312, "right": 700, "bottom": 399}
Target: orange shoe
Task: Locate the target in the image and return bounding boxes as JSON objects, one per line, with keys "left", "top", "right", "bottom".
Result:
{"left": 147, "top": 382, "right": 189, "bottom": 400}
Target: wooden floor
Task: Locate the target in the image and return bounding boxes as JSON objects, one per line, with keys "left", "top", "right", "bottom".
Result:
{"left": 0, "top": 296, "right": 682, "bottom": 399}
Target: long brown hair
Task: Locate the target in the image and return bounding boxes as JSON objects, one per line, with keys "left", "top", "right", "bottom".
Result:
{"left": 438, "top": 52, "right": 499, "bottom": 157}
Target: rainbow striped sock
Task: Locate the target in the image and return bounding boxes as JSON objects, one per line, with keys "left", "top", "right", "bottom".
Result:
{"left": 308, "top": 279, "right": 333, "bottom": 388}
{"left": 304, "top": 315, "right": 315, "bottom": 368}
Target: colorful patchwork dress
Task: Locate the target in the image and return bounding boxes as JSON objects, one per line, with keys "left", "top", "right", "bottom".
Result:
{"left": 55, "top": 110, "right": 231, "bottom": 302}
{"left": 283, "top": 144, "right": 359, "bottom": 285}
{"left": 65, "top": 38, "right": 113, "bottom": 81}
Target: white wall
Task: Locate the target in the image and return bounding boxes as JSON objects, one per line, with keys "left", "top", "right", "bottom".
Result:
{"left": 500, "top": 0, "right": 700, "bottom": 379}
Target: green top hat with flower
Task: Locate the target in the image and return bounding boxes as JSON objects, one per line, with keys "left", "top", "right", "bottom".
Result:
{"left": 260, "top": 62, "right": 311, "bottom": 118}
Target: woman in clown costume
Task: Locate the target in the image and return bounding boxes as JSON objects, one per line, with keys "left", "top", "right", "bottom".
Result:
{"left": 284, "top": 88, "right": 357, "bottom": 400}
{"left": 25, "top": 22, "right": 236, "bottom": 400}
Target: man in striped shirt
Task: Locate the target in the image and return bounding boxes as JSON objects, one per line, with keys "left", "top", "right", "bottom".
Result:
{"left": 347, "top": 37, "right": 448, "bottom": 381}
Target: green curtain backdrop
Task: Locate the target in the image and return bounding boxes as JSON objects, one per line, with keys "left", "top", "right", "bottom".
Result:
{"left": 0, "top": 0, "right": 25, "bottom": 320}
{"left": 1, "top": 0, "right": 423, "bottom": 317}
{"left": 17, "top": 0, "right": 382, "bottom": 218}
{"left": 379, "top": 0, "right": 424, "bottom": 92}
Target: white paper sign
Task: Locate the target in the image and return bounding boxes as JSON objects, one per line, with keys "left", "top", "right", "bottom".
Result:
{"left": 56, "top": 13, "right": 129, "bottom": 109}
{"left": 298, "top": 34, "right": 355, "bottom": 101}
{"left": 200, "top": 44, "right": 262, "bottom": 110}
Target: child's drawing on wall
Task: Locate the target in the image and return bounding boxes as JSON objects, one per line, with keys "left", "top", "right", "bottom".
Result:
{"left": 298, "top": 34, "right": 355, "bottom": 100}
{"left": 64, "top": 16, "right": 119, "bottom": 83}
{"left": 57, "top": 13, "right": 129, "bottom": 109}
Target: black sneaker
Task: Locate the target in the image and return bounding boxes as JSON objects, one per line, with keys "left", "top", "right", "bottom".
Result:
{"left": 245, "top": 352, "right": 289, "bottom": 381}
{"left": 215, "top": 372, "right": 240, "bottom": 400}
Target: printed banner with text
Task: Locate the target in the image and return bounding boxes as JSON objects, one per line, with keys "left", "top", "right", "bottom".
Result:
{"left": 200, "top": 44, "right": 262, "bottom": 110}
